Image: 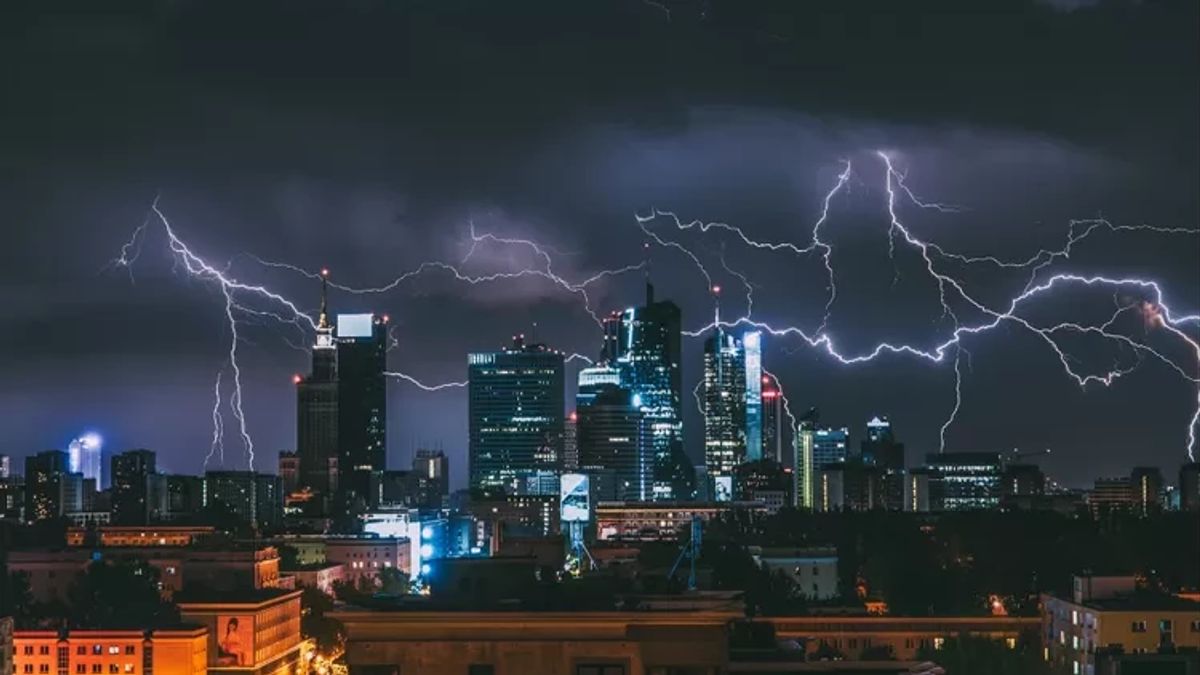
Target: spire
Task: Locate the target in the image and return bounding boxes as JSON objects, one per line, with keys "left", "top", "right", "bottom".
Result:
{"left": 712, "top": 284, "right": 722, "bottom": 337}
{"left": 643, "top": 241, "right": 654, "bottom": 305}
{"left": 318, "top": 268, "right": 331, "bottom": 330}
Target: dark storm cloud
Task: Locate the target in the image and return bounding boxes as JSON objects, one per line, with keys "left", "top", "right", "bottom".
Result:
{"left": 1, "top": 0, "right": 1196, "bottom": 485}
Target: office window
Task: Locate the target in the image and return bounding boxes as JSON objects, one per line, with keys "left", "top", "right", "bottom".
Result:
{"left": 23, "top": 665, "right": 33, "bottom": 674}
{"left": 1159, "top": 619, "right": 1174, "bottom": 632}
{"left": 24, "top": 647, "right": 33, "bottom": 656}
{"left": 124, "top": 665, "right": 134, "bottom": 673}
{"left": 39, "top": 647, "right": 50, "bottom": 656}
{"left": 76, "top": 665, "right": 86, "bottom": 674}
{"left": 92, "top": 647, "right": 102, "bottom": 656}
{"left": 109, "top": 665, "right": 119, "bottom": 674}
{"left": 107, "top": 648, "right": 120, "bottom": 656}
{"left": 1132, "top": 621, "right": 1147, "bottom": 633}
{"left": 92, "top": 665, "right": 102, "bottom": 673}
{"left": 577, "top": 666, "right": 625, "bottom": 675}
{"left": 76, "top": 648, "right": 86, "bottom": 656}
{"left": 467, "top": 666, "right": 494, "bottom": 675}
{"left": 124, "top": 647, "right": 135, "bottom": 656}
{"left": 39, "top": 665, "right": 49, "bottom": 674}
{"left": 1190, "top": 620, "right": 1200, "bottom": 632}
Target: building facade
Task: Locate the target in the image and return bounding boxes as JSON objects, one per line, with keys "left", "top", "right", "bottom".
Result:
{"left": 926, "top": 452, "right": 1001, "bottom": 511}
{"left": 601, "top": 284, "right": 690, "bottom": 501}
{"left": 335, "top": 312, "right": 389, "bottom": 512}
{"left": 12, "top": 628, "right": 207, "bottom": 675}
{"left": 111, "top": 450, "right": 157, "bottom": 526}
{"left": 577, "top": 382, "right": 648, "bottom": 502}
{"left": 468, "top": 336, "right": 565, "bottom": 494}
{"left": 1042, "top": 575, "right": 1200, "bottom": 675}
{"left": 177, "top": 589, "right": 302, "bottom": 675}
{"left": 297, "top": 277, "right": 339, "bottom": 504}
{"left": 702, "top": 330, "right": 746, "bottom": 480}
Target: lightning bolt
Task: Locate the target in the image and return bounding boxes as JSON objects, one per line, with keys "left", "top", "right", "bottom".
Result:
{"left": 644, "top": 152, "right": 1200, "bottom": 458}
{"left": 115, "top": 202, "right": 637, "bottom": 466}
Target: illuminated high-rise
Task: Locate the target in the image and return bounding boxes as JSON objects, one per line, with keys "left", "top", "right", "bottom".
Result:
{"left": 468, "top": 335, "right": 565, "bottom": 494}
{"left": 110, "top": 449, "right": 156, "bottom": 525}
{"left": 761, "top": 382, "right": 784, "bottom": 464}
{"left": 743, "top": 332, "right": 763, "bottom": 462}
{"left": 602, "top": 283, "right": 690, "bottom": 500}
{"left": 297, "top": 272, "right": 338, "bottom": 501}
{"left": 336, "top": 311, "right": 389, "bottom": 510}
{"left": 577, "top": 383, "right": 648, "bottom": 501}
{"left": 792, "top": 408, "right": 818, "bottom": 509}
{"left": 67, "top": 433, "right": 103, "bottom": 487}
{"left": 813, "top": 425, "right": 849, "bottom": 469}
{"left": 703, "top": 327, "right": 746, "bottom": 479}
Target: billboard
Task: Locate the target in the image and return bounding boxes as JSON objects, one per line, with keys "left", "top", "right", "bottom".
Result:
{"left": 560, "top": 473, "right": 590, "bottom": 523}
{"left": 714, "top": 476, "right": 733, "bottom": 502}
{"left": 213, "top": 615, "right": 255, "bottom": 667}
{"left": 337, "top": 313, "right": 374, "bottom": 338}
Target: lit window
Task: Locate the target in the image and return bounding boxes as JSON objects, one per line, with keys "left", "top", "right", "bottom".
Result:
{"left": 933, "top": 637, "right": 945, "bottom": 650}
{"left": 1005, "top": 638, "right": 1016, "bottom": 649}
{"left": 108, "top": 647, "right": 120, "bottom": 655}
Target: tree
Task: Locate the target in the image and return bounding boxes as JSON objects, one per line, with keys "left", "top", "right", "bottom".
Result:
{"left": 0, "top": 571, "right": 35, "bottom": 625}
{"left": 377, "top": 567, "right": 409, "bottom": 595}
{"left": 299, "top": 587, "right": 343, "bottom": 652}
{"left": 66, "top": 560, "right": 179, "bottom": 629}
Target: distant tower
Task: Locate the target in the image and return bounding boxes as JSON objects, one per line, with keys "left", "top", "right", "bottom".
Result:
{"left": 68, "top": 433, "right": 104, "bottom": 487}
{"left": 468, "top": 335, "right": 565, "bottom": 494}
{"left": 761, "top": 382, "right": 784, "bottom": 464}
{"left": 297, "top": 270, "right": 338, "bottom": 505}
{"left": 577, "top": 376, "right": 649, "bottom": 502}
{"left": 111, "top": 449, "right": 156, "bottom": 525}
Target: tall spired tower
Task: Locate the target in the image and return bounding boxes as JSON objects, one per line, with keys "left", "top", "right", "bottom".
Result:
{"left": 296, "top": 269, "right": 339, "bottom": 503}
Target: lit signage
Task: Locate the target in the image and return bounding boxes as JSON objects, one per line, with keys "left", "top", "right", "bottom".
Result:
{"left": 560, "top": 473, "right": 590, "bottom": 523}
{"left": 337, "top": 313, "right": 374, "bottom": 338}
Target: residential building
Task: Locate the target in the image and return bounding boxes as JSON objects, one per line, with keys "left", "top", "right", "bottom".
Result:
{"left": 324, "top": 537, "right": 412, "bottom": 580}
{"left": 1042, "top": 575, "right": 1200, "bottom": 675}
{"left": 110, "top": 450, "right": 156, "bottom": 525}
{"left": 1130, "top": 466, "right": 1163, "bottom": 516}
{"left": 12, "top": 628, "right": 207, "bottom": 675}
{"left": 749, "top": 546, "right": 839, "bottom": 600}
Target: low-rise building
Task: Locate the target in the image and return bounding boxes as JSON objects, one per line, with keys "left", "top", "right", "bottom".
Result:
{"left": 594, "top": 501, "right": 762, "bottom": 542}
{"left": 332, "top": 609, "right": 738, "bottom": 675}
{"left": 177, "top": 589, "right": 302, "bottom": 675}
{"left": 1042, "top": 575, "right": 1200, "bottom": 675}
{"left": 766, "top": 615, "right": 1039, "bottom": 661}
{"left": 748, "top": 546, "right": 839, "bottom": 600}
{"left": 325, "top": 537, "right": 411, "bottom": 581}
{"left": 66, "top": 526, "right": 216, "bottom": 548}
{"left": 12, "top": 628, "right": 207, "bottom": 675}
{"left": 284, "top": 564, "right": 344, "bottom": 596}
{"left": 6, "top": 545, "right": 282, "bottom": 602}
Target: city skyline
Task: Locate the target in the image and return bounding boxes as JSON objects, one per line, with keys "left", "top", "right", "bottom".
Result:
{"left": 4, "top": 1, "right": 1199, "bottom": 490}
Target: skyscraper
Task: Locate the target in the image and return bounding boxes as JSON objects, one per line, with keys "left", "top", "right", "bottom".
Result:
{"left": 24, "top": 450, "right": 71, "bottom": 522}
{"left": 468, "top": 335, "right": 565, "bottom": 493}
{"left": 278, "top": 451, "right": 300, "bottom": 494}
{"left": 601, "top": 283, "right": 689, "bottom": 500}
{"left": 67, "top": 433, "right": 103, "bottom": 487}
{"left": 743, "top": 331, "right": 763, "bottom": 462}
{"left": 860, "top": 416, "right": 905, "bottom": 511}
{"left": 793, "top": 412, "right": 816, "bottom": 509}
{"left": 110, "top": 449, "right": 156, "bottom": 525}
{"left": 297, "top": 272, "right": 338, "bottom": 502}
{"left": 703, "top": 328, "right": 746, "bottom": 480}
{"left": 563, "top": 411, "right": 579, "bottom": 472}
{"left": 577, "top": 380, "right": 648, "bottom": 501}
{"left": 412, "top": 449, "right": 450, "bottom": 508}
{"left": 0, "top": 454, "right": 9, "bottom": 479}
{"left": 761, "top": 382, "right": 784, "bottom": 464}
{"left": 1180, "top": 462, "right": 1200, "bottom": 512}
{"left": 926, "top": 452, "right": 1001, "bottom": 511}
{"left": 336, "top": 311, "right": 389, "bottom": 510}
{"left": 813, "top": 425, "right": 849, "bottom": 469}
{"left": 1130, "top": 466, "right": 1163, "bottom": 516}
{"left": 204, "top": 470, "right": 282, "bottom": 529}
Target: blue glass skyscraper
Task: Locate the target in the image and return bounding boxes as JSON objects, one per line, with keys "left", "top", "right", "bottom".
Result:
{"left": 601, "top": 283, "right": 691, "bottom": 501}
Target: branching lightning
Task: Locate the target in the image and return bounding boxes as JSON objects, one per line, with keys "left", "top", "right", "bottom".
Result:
{"left": 640, "top": 152, "right": 1200, "bottom": 457}
{"left": 115, "top": 202, "right": 638, "bottom": 468}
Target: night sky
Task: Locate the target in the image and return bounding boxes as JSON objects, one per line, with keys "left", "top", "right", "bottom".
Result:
{"left": 3, "top": 0, "right": 1198, "bottom": 489}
